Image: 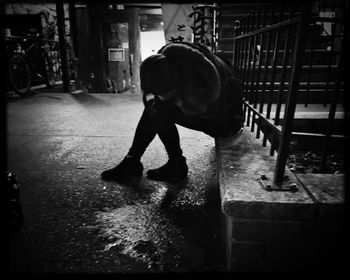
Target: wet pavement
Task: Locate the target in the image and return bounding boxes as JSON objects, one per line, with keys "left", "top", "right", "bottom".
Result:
{"left": 6, "top": 90, "right": 226, "bottom": 274}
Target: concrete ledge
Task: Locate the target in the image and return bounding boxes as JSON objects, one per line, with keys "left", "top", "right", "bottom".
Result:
{"left": 295, "top": 173, "right": 345, "bottom": 220}
{"left": 215, "top": 128, "right": 316, "bottom": 220}
{"left": 215, "top": 128, "right": 346, "bottom": 271}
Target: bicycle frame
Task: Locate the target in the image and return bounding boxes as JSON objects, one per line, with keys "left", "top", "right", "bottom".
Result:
{"left": 7, "top": 34, "right": 56, "bottom": 94}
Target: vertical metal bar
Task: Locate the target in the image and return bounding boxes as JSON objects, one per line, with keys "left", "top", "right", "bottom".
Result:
{"left": 259, "top": 5, "right": 275, "bottom": 114}
{"left": 255, "top": 9, "right": 259, "bottom": 30}
{"left": 56, "top": 0, "right": 70, "bottom": 92}
{"left": 274, "top": 24, "right": 292, "bottom": 126}
{"left": 243, "top": 102, "right": 247, "bottom": 123}
{"left": 266, "top": 29, "right": 279, "bottom": 120}
{"left": 251, "top": 111, "right": 255, "bottom": 132}
{"left": 237, "top": 39, "right": 242, "bottom": 80}
{"left": 238, "top": 39, "right": 243, "bottom": 77}
{"left": 69, "top": 0, "right": 79, "bottom": 58}
{"left": 270, "top": 132, "right": 276, "bottom": 156}
{"left": 249, "top": 34, "right": 258, "bottom": 104}
{"left": 239, "top": 36, "right": 246, "bottom": 81}
{"left": 233, "top": 15, "right": 241, "bottom": 69}
{"left": 254, "top": 32, "right": 264, "bottom": 107}
{"left": 243, "top": 101, "right": 247, "bottom": 124}
{"left": 232, "top": 37, "right": 236, "bottom": 71}
{"left": 250, "top": 11, "right": 255, "bottom": 32}
{"left": 243, "top": 14, "right": 252, "bottom": 93}
{"left": 262, "top": 131, "right": 267, "bottom": 147}
{"left": 245, "top": 34, "right": 253, "bottom": 102}
{"left": 305, "top": 22, "right": 315, "bottom": 108}
{"left": 266, "top": 3, "right": 284, "bottom": 119}
{"left": 259, "top": 32, "right": 269, "bottom": 114}
{"left": 250, "top": 33, "right": 258, "bottom": 106}
{"left": 320, "top": 72, "right": 340, "bottom": 172}
{"left": 235, "top": 38, "right": 239, "bottom": 78}
{"left": 241, "top": 37, "right": 247, "bottom": 83}
{"left": 274, "top": 2, "right": 312, "bottom": 185}
{"left": 325, "top": 20, "right": 336, "bottom": 106}
{"left": 245, "top": 13, "right": 249, "bottom": 32}
{"left": 247, "top": 107, "right": 251, "bottom": 127}
{"left": 254, "top": 5, "right": 268, "bottom": 111}
{"left": 69, "top": 0, "right": 81, "bottom": 89}
{"left": 256, "top": 117, "right": 262, "bottom": 139}
{"left": 249, "top": 11, "right": 261, "bottom": 106}
{"left": 242, "top": 36, "right": 251, "bottom": 98}
{"left": 261, "top": 5, "right": 276, "bottom": 147}
{"left": 262, "top": 3, "right": 268, "bottom": 27}
{"left": 212, "top": 4, "right": 217, "bottom": 53}
{"left": 239, "top": 37, "right": 244, "bottom": 89}
{"left": 232, "top": 32, "right": 237, "bottom": 70}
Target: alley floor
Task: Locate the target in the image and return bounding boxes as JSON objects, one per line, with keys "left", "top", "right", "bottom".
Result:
{"left": 6, "top": 90, "right": 225, "bottom": 274}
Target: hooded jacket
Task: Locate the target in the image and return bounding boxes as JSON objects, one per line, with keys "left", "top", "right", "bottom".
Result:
{"left": 142, "top": 42, "right": 243, "bottom": 136}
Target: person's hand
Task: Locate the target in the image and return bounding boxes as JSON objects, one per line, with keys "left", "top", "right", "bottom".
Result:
{"left": 144, "top": 94, "right": 162, "bottom": 114}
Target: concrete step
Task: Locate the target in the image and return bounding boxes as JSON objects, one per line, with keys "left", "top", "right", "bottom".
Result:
{"left": 218, "top": 35, "right": 337, "bottom": 52}
{"left": 239, "top": 65, "right": 340, "bottom": 83}
{"left": 243, "top": 89, "right": 344, "bottom": 104}
{"left": 234, "top": 51, "right": 341, "bottom": 66}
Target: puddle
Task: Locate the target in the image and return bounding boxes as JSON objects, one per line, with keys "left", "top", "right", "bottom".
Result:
{"left": 93, "top": 185, "right": 187, "bottom": 271}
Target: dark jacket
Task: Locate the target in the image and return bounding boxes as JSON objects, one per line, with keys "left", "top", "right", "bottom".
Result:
{"left": 140, "top": 42, "right": 243, "bottom": 136}
{"left": 156, "top": 42, "right": 243, "bottom": 136}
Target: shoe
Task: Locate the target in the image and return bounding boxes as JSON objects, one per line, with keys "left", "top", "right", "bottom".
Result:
{"left": 147, "top": 156, "right": 188, "bottom": 182}
{"left": 101, "top": 156, "right": 143, "bottom": 181}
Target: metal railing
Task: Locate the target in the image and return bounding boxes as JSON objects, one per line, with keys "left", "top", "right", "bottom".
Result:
{"left": 230, "top": 0, "right": 346, "bottom": 187}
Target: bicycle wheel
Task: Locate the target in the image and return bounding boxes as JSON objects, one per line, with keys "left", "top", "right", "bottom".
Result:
{"left": 8, "top": 54, "right": 31, "bottom": 96}
{"left": 41, "top": 51, "right": 55, "bottom": 88}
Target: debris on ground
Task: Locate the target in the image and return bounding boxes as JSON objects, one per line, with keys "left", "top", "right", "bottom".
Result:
{"left": 287, "top": 139, "right": 344, "bottom": 174}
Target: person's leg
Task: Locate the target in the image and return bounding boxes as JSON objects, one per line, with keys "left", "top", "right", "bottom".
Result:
{"left": 101, "top": 108, "right": 155, "bottom": 181}
{"left": 127, "top": 109, "right": 158, "bottom": 160}
{"left": 145, "top": 102, "right": 188, "bottom": 181}
{"left": 101, "top": 102, "right": 187, "bottom": 181}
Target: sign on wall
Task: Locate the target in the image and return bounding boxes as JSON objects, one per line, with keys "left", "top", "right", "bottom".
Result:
{"left": 161, "top": 3, "right": 197, "bottom": 43}
{"left": 108, "top": 48, "right": 124, "bottom": 61}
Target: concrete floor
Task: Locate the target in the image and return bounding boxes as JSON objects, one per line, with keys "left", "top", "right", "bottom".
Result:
{"left": 6, "top": 90, "right": 225, "bottom": 274}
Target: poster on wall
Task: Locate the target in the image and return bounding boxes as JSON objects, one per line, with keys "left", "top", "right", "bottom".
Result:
{"left": 108, "top": 48, "right": 124, "bottom": 61}
{"left": 161, "top": 3, "right": 198, "bottom": 43}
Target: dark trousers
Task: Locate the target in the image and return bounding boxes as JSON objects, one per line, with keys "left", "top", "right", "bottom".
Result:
{"left": 128, "top": 97, "right": 241, "bottom": 160}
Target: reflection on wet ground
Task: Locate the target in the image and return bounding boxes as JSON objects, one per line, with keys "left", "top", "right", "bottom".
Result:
{"left": 92, "top": 174, "right": 224, "bottom": 272}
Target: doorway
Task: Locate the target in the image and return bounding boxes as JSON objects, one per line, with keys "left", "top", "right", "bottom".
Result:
{"left": 139, "top": 13, "right": 165, "bottom": 62}
{"left": 140, "top": 30, "right": 165, "bottom": 61}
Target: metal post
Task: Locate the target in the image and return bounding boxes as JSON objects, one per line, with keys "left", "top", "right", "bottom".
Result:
{"left": 56, "top": 0, "right": 70, "bottom": 93}
{"left": 274, "top": 2, "right": 312, "bottom": 185}
{"left": 69, "top": 0, "right": 81, "bottom": 89}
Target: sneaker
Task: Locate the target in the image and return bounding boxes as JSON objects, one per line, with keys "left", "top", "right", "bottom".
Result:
{"left": 147, "top": 156, "right": 188, "bottom": 182}
{"left": 101, "top": 156, "right": 143, "bottom": 181}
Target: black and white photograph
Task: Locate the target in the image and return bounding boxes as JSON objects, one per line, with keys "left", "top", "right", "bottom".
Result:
{"left": 3, "top": 0, "right": 348, "bottom": 276}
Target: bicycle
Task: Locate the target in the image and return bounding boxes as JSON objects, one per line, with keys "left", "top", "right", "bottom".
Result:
{"left": 6, "top": 30, "right": 55, "bottom": 96}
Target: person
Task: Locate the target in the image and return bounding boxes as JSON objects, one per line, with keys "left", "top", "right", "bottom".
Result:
{"left": 101, "top": 41, "right": 243, "bottom": 182}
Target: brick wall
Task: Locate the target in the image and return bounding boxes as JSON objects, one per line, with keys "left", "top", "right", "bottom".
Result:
{"left": 229, "top": 216, "right": 346, "bottom": 271}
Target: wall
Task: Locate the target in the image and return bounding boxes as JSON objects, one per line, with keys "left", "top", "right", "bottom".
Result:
{"left": 4, "top": 3, "right": 70, "bottom": 43}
